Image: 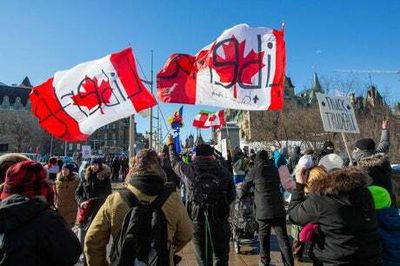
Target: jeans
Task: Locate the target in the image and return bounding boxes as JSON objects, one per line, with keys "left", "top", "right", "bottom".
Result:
{"left": 192, "top": 220, "right": 230, "bottom": 266}
{"left": 258, "top": 217, "right": 294, "bottom": 266}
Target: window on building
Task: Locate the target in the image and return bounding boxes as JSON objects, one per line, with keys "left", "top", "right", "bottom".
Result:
{"left": 112, "top": 133, "right": 116, "bottom": 140}
{"left": 112, "top": 124, "right": 116, "bottom": 129}
{"left": 104, "top": 133, "right": 107, "bottom": 140}
{"left": 77, "top": 144, "right": 81, "bottom": 150}
{"left": 69, "top": 143, "right": 73, "bottom": 151}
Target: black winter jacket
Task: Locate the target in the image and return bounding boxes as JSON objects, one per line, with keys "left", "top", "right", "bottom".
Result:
{"left": 169, "top": 145, "right": 235, "bottom": 222}
{"left": 287, "top": 146, "right": 301, "bottom": 174}
{"left": 243, "top": 151, "right": 286, "bottom": 220}
{"left": 288, "top": 171, "right": 381, "bottom": 265}
{"left": 159, "top": 153, "right": 180, "bottom": 187}
{"left": 0, "top": 195, "right": 82, "bottom": 266}
{"left": 75, "top": 165, "right": 112, "bottom": 228}
{"left": 357, "top": 153, "right": 395, "bottom": 204}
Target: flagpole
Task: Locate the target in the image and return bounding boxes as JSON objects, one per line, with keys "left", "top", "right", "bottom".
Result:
{"left": 129, "top": 115, "right": 136, "bottom": 157}
{"left": 224, "top": 111, "right": 233, "bottom": 157}
{"left": 149, "top": 50, "right": 154, "bottom": 149}
{"left": 64, "top": 141, "right": 67, "bottom": 157}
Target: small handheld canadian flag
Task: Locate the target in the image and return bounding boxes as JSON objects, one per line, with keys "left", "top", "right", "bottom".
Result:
{"left": 192, "top": 110, "right": 225, "bottom": 129}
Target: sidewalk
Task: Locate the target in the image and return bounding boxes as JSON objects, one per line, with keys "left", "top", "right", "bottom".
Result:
{"left": 178, "top": 235, "right": 312, "bottom": 266}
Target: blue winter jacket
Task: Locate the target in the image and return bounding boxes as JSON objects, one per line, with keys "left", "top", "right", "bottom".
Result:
{"left": 376, "top": 207, "right": 400, "bottom": 266}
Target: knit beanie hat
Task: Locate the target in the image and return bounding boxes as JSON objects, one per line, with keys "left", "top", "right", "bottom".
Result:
{"left": 91, "top": 158, "right": 103, "bottom": 165}
{"left": 318, "top": 154, "right": 344, "bottom": 172}
{"left": 355, "top": 138, "right": 375, "bottom": 151}
{"left": 62, "top": 163, "right": 75, "bottom": 173}
{"left": 195, "top": 144, "right": 214, "bottom": 157}
{"left": 0, "top": 161, "right": 54, "bottom": 205}
{"left": 0, "top": 153, "right": 30, "bottom": 182}
{"left": 368, "top": 185, "right": 391, "bottom": 210}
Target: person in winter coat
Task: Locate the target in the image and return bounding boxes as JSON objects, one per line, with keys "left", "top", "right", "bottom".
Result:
{"left": 232, "top": 147, "right": 248, "bottom": 184}
{"left": 111, "top": 156, "right": 121, "bottom": 181}
{"left": 243, "top": 150, "right": 294, "bottom": 266}
{"left": 168, "top": 136, "right": 235, "bottom": 266}
{"left": 289, "top": 164, "right": 324, "bottom": 262}
{"left": 0, "top": 161, "right": 81, "bottom": 266}
{"left": 273, "top": 146, "right": 288, "bottom": 169}
{"left": 353, "top": 120, "right": 393, "bottom": 203}
{"left": 84, "top": 149, "right": 193, "bottom": 266}
{"left": 159, "top": 145, "right": 180, "bottom": 187}
{"left": 45, "top": 156, "right": 60, "bottom": 181}
{"left": 75, "top": 158, "right": 112, "bottom": 230}
{"left": 120, "top": 156, "right": 129, "bottom": 180}
{"left": 368, "top": 186, "right": 400, "bottom": 266}
{"left": 54, "top": 163, "right": 80, "bottom": 227}
{"left": 288, "top": 167, "right": 381, "bottom": 265}
{"left": 0, "top": 153, "right": 29, "bottom": 193}
{"left": 287, "top": 146, "right": 301, "bottom": 174}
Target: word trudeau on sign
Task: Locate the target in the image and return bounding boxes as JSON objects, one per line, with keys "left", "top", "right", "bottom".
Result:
{"left": 316, "top": 93, "right": 360, "bottom": 134}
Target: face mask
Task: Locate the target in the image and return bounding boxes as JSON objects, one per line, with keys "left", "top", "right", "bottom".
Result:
{"left": 352, "top": 149, "right": 372, "bottom": 162}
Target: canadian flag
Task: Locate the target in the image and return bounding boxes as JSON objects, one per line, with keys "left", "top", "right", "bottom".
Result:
{"left": 30, "top": 48, "right": 156, "bottom": 141}
{"left": 157, "top": 24, "right": 286, "bottom": 110}
{"left": 193, "top": 110, "right": 225, "bottom": 129}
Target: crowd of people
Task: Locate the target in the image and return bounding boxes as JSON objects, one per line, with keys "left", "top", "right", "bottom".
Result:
{"left": 0, "top": 120, "right": 399, "bottom": 266}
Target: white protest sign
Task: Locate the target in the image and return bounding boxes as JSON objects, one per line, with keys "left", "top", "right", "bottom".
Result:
{"left": 316, "top": 93, "right": 359, "bottom": 133}
{"left": 81, "top": 145, "right": 92, "bottom": 159}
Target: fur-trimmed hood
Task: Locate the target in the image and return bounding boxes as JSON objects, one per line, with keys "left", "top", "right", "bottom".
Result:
{"left": 85, "top": 164, "right": 111, "bottom": 181}
{"left": 357, "top": 153, "right": 389, "bottom": 169}
{"left": 308, "top": 167, "right": 368, "bottom": 196}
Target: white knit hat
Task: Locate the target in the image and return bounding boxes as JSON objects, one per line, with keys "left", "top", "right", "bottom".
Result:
{"left": 318, "top": 154, "right": 344, "bottom": 171}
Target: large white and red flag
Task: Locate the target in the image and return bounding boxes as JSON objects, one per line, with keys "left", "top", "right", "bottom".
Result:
{"left": 157, "top": 24, "right": 286, "bottom": 110}
{"left": 30, "top": 48, "right": 157, "bottom": 141}
{"left": 192, "top": 110, "right": 225, "bottom": 129}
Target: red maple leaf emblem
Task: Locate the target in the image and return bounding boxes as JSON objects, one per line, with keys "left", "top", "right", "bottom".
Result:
{"left": 72, "top": 76, "right": 113, "bottom": 114}
{"left": 210, "top": 35, "right": 264, "bottom": 98}
{"left": 208, "top": 114, "right": 217, "bottom": 122}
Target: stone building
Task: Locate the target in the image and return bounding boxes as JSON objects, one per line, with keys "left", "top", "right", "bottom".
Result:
{"left": 0, "top": 78, "right": 34, "bottom": 153}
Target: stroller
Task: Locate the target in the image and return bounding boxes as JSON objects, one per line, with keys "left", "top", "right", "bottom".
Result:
{"left": 230, "top": 183, "right": 258, "bottom": 254}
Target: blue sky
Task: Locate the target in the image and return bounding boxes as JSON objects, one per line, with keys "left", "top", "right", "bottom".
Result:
{"left": 1, "top": 0, "right": 399, "bottom": 141}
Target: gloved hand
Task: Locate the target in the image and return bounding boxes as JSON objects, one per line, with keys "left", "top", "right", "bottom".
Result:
{"left": 167, "top": 134, "right": 174, "bottom": 146}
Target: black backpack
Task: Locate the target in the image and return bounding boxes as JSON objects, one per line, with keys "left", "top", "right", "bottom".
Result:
{"left": 188, "top": 168, "right": 229, "bottom": 222}
{"left": 110, "top": 186, "right": 174, "bottom": 266}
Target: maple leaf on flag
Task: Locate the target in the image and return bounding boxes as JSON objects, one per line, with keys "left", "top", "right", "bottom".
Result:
{"left": 211, "top": 35, "right": 265, "bottom": 98}
{"left": 208, "top": 114, "right": 217, "bottom": 122}
{"left": 72, "top": 76, "right": 113, "bottom": 114}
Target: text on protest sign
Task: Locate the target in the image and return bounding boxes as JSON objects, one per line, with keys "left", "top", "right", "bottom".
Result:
{"left": 316, "top": 93, "right": 359, "bottom": 134}
{"left": 81, "top": 145, "right": 92, "bottom": 159}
